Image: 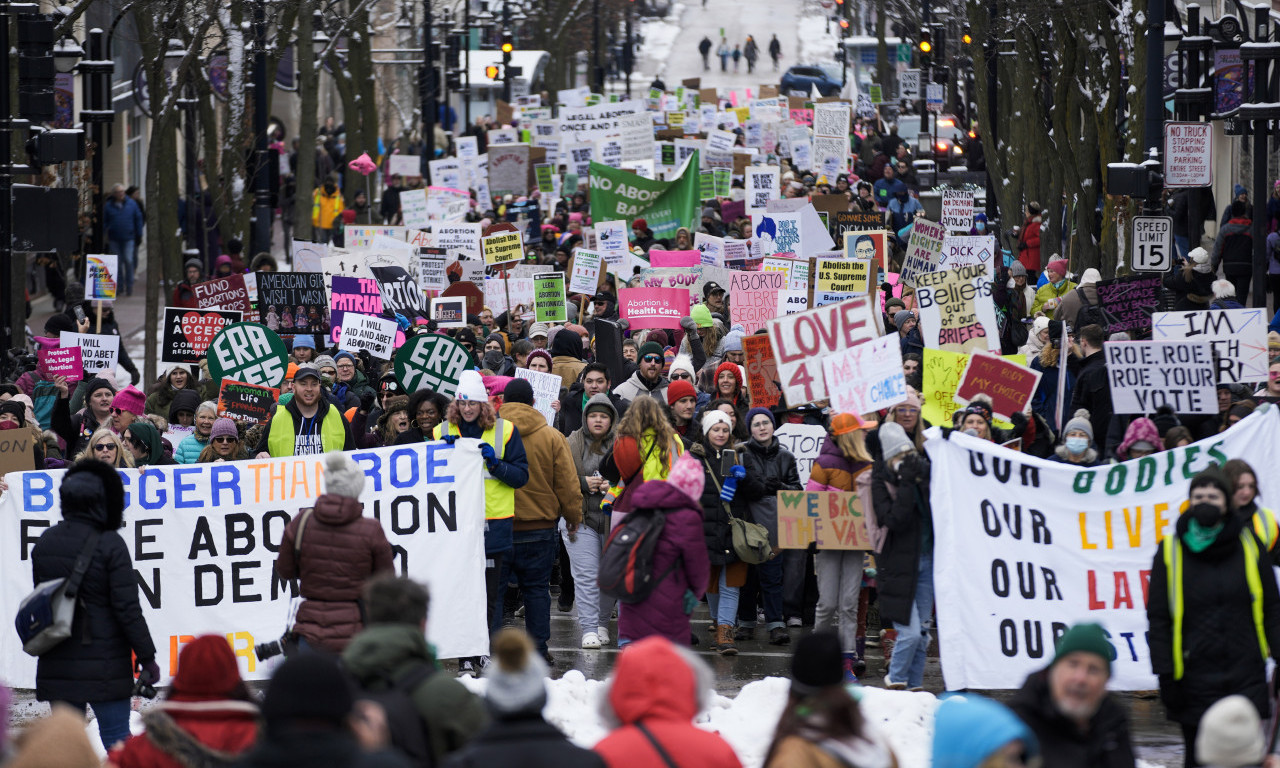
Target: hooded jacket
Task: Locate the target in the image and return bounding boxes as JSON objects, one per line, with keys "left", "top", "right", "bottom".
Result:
{"left": 550, "top": 332, "right": 587, "bottom": 390}
{"left": 612, "top": 370, "right": 669, "bottom": 405}
{"left": 343, "top": 623, "right": 489, "bottom": 764}
{"left": 1007, "top": 668, "right": 1135, "bottom": 768}
{"left": 593, "top": 638, "right": 741, "bottom": 768}
{"left": 274, "top": 494, "right": 395, "bottom": 652}
{"left": 1017, "top": 214, "right": 1042, "bottom": 274}
{"left": 127, "top": 421, "right": 175, "bottom": 466}
{"left": 1213, "top": 216, "right": 1254, "bottom": 276}
{"left": 32, "top": 461, "right": 157, "bottom": 703}
{"left": 556, "top": 380, "right": 629, "bottom": 437}
{"left": 615, "top": 481, "right": 710, "bottom": 644}
{"left": 566, "top": 394, "right": 618, "bottom": 535}
{"left": 498, "top": 402, "right": 583, "bottom": 530}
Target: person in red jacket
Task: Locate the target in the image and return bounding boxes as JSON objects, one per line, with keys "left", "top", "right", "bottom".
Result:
{"left": 110, "top": 635, "right": 259, "bottom": 768}
{"left": 594, "top": 636, "right": 742, "bottom": 768}
{"left": 1016, "top": 202, "right": 1043, "bottom": 274}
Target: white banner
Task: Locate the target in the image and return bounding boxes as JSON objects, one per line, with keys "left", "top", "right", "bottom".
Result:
{"left": 0, "top": 442, "right": 490, "bottom": 686}
{"left": 926, "top": 409, "right": 1280, "bottom": 690}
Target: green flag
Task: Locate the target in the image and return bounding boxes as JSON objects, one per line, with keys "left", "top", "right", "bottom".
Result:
{"left": 587, "top": 151, "right": 701, "bottom": 241}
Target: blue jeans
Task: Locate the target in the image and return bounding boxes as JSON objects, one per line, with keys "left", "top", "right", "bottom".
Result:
{"left": 1174, "top": 234, "right": 1190, "bottom": 264}
{"left": 58, "top": 698, "right": 131, "bottom": 750}
{"left": 889, "top": 552, "right": 935, "bottom": 688}
{"left": 706, "top": 567, "right": 740, "bottom": 626}
{"left": 738, "top": 556, "right": 784, "bottom": 630}
{"left": 495, "top": 527, "right": 558, "bottom": 653}
{"left": 108, "top": 239, "right": 136, "bottom": 294}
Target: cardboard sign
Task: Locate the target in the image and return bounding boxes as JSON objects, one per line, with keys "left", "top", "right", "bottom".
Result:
{"left": 1096, "top": 274, "right": 1162, "bottom": 336}
{"left": 922, "top": 348, "right": 1026, "bottom": 430}
{"left": 58, "top": 332, "right": 120, "bottom": 375}
{"left": 730, "top": 270, "right": 785, "bottom": 334}
{"left": 953, "top": 351, "right": 1042, "bottom": 420}
{"left": 393, "top": 333, "right": 474, "bottom": 397}
{"left": 815, "top": 258, "right": 871, "bottom": 303}
{"left": 940, "top": 189, "right": 974, "bottom": 231}
{"left": 743, "top": 333, "right": 782, "bottom": 409}
{"left": 161, "top": 307, "right": 243, "bottom": 365}
{"left": 482, "top": 230, "right": 524, "bottom": 265}
{"left": 0, "top": 433, "right": 37, "bottom": 477}
{"left": 938, "top": 235, "right": 995, "bottom": 271}
{"left": 514, "top": 368, "right": 562, "bottom": 426}
{"left": 915, "top": 264, "right": 1001, "bottom": 354}
{"left": 833, "top": 210, "right": 886, "bottom": 239}
{"left": 568, "top": 249, "right": 603, "bottom": 295}
{"left": 822, "top": 335, "right": 906, "bottom": 416}
{"left": 85, "top": 254, "right": 118, "bottom": 301}
{"left": 192, "top": 274, "right": 254, "bottom": 318}
{"left": 217, "top": 380, "right": 279, "bottom": 425}
{"left": 37, "top": 347, "right": 82, "bottom": 382}
{"left": 1105, "top": 339, "right": 1215, "bottom": 415}
{"left": 338, "top": 313, "right": 399, "bottom": 359}
{"left": 843, "top": 230, "right": 889, "bottom": 270}
{"left": 291, "top": 240, "right": 326, "bottom": 273}
{"left": 1152, "top": 308, "right": 1270, "bottom": 383}
{"left": 430, "top": 297, "right": 467, "bottom": 328}
{"left": 617, "top": 287, "right": 690, "bottom": 329}
{"left": 256, "top": 273, "right": 329, "bottom": 334}
{"left": 417, "top": 249, "right": 449, "bottom": 292}
{"left": 766, "top": 296, "right": 881, "bottom": 405}
{"left": 777, "top": 491, "right": 871, "bottom": 550}
{"left": 648, "top": 249, "right": 701, "bottom": 268}
{"left": 534, "top": 272, "right": 567, "bottom": 323}
{"left": 206, "top": 322, "right": 289, "bottom": 389}
{"left": 745, "top": 166, "right": 780, "bottom": 216}
{"left": 900, "top": 217, "right": 946, "bottom": 286}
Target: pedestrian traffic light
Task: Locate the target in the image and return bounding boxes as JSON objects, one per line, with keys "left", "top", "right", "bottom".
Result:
{"left": 17, "top": 14, "right": 56, "bottom": 122}
{"left": 485, "top": 64, "right": 501, "bottom": 80}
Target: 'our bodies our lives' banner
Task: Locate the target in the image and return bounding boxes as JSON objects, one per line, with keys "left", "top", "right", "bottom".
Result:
{"left": 925, "top": 409, "right": 1280, "bottom": 691}
{"left": 0, "top": 442, "right": 489, "bottom": 687}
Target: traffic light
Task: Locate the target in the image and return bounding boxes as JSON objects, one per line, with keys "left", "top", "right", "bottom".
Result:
{"left": 501, "top": 32, "right": 513, "bottom": 60}
{"left": 962, "top": 24, "right": 973, "bottom": 45}
{"left": 838, "top": 18, "right": 850, "bottom": 35}
{"left": 918, "top": 28, "right": 932, "bottom": 68}
{"left": 17, "top": 14, "right": 56, "bottom": 122}
{"left": 485, "top": 64, "right": 501, "bottom": 80}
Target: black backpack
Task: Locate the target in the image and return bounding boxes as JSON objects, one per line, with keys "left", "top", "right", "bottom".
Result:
{"left": 1073, "top": 287, "right": 1109, "bottom": 332}
{"left": 598, "top": 507, "right": 679, "bottom": 604}
{"left": 355, "top": 664, "right": 437, "bottom": 768}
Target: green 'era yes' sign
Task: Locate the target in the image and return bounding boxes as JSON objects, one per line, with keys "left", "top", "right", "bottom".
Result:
{"left": 207, "top": 322, "right": 289, "bottom": 389}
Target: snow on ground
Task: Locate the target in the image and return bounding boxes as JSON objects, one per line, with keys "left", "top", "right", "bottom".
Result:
{"left": 636, "top": 2, "right": 687, "bottom": 82}
{"left": 796, "top": 12, "right": 842, "bottom": 69}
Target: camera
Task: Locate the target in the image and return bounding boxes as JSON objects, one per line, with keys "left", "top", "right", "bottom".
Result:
{"left": 254, "top": 632, "right": 298, "bottom": 662}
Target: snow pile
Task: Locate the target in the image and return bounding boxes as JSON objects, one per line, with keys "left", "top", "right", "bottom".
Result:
{"left": 796, "top": 12, "right": 841, "bottom": 69}
{"left": 638, "top": 2, "right": 687, "bottom": 80}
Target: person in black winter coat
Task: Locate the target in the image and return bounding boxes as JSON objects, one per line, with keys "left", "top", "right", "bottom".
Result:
{"left": 1069, "top": 324, "right": 1113, "bottom": 457}
{"left": 1165, "top": 248, "right": 1216, "bottom": 312}
{"left": 1213, "top": 200, "right": 1255, "bottom": 302}
{"left": 689, "top": 410, "right": 749, "bottom": 656}
{"left": 555, "top": 363, "right": 628, "bottom": 437}
{"left": 31, "top": 459, "right": 158, "bottom": 750}
{"left": 1148, "top": 466, "right": 1280, "bottom": 767}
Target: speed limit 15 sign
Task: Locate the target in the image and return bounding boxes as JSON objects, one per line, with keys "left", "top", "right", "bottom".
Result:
{"left": 1131, "top": 216, "right": 1173, "bottom": 272}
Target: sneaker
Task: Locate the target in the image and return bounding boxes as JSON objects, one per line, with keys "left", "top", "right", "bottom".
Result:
{"left": 477, "top": 655, "right": 493, "bottom": 673}
{"left": 910, "top": 686, "right": 925, "bottom": 693}
{"left": 558, "top": 599, "right": 574, "bottom": 612}
{"left": 769, "top": 626, "right": 791, "bottom": 645}
{"left": 582, "top": 632, "right": 601, "bottom": 649}
{"left": 884, "top": 675, "right": 906, "bottom": 691}
{"left": 514, "top": 605, "right": 525, "bottom": 618}
{"left": 842, "top": 653, "right": 860, "bottom": 684}
{"left": 787, "top": 616, "right": 803, "bottom": 628}
{"left": 597, "top": 626, "right": 610, "bottom": 644}
{"left": 458, "top": 659, "right": 477, "bottom": 678}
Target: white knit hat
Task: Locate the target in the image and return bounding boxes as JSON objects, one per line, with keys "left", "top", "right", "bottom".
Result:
{"left": 454, "top": 369, "right": 488, "bottom": 402}
{"left": 701, "top": 409, "right": 732, "bottom": 435}
{"left": 1196, "top": 695, "right": 1265, "bottom": 766}
{"left": 323, "top": 452, "right": 365, "bottom": 499}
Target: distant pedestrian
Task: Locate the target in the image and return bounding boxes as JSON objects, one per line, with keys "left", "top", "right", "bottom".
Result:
{"left": 717, "top": 38, "right": 729, "bottom": 72}
{"left": 103, "top": 183, "right": 144, "bottom": 296}
{"left": 698, "top": 36, "right": 712, "bottom": 71}
{"left": 744, "top": 36, "right": 759, "bottom": 74}
{"left": 769, "top": 35, "right": 781, "bottom": 70}
{"left": 731, "top": 45, "right": 741, "bottom": 72}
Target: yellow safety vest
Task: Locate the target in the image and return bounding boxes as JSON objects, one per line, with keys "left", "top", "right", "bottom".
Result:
{"left": 434, "top": 419, "right": 515, "bottom": 521}
{"left": 1252, "top": 507, "right": 1279, "bottom": 551}
{"left": 267, "top": 404, "right": 348, "bottom": 457}
{"left": 1163, "top": 529, "right": 1269, "bottom": 680}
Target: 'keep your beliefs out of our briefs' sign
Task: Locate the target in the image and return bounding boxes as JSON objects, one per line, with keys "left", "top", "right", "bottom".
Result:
{"left": 0, "top": 442, "right": 491, "bottom": 686}
{"left": 926, "top": 408, "right": 1280, "bottom": 691}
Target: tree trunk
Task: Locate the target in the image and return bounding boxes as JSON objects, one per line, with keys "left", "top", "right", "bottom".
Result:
{"left": 294, "top": 0, "right": 318, "bottom": 242}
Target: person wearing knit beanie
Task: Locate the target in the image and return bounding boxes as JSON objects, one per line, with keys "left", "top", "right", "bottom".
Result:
{"left": 260, "top": 652, "right": 353, "bottom": 728}
{"left": 1196, "top": 695, "right": 1266, "bottom": 767}
{"left": 689, "top": 303, "right": 714, "bottom": 328}
{"left": 878, "top": 421, "right": 914, "bottom": 464}
{"left": 932, "top": 695, "right": 1039, "bottom": 768}
{"left": 713, "top": 361, "right": 746, "bottom": 405}
{"left": 638, "top": 340, "right": 664, "bottom": 361}
{"left": 503, "top": 378, "right": 535, "bottom": 406}
{"left": 484, "top": 628, "right": 548, "bottom": 716}
{"left": 746, "top": 406, "right": 774, "bottom": 430}
{"left": 110, "top": 385, "right": 146, "bottom": 433}
{"left": 701, "top": 408, "right": 731, "bottom": 435}
{"left": 667, "top": 379, "right": 699, "bottom": 438}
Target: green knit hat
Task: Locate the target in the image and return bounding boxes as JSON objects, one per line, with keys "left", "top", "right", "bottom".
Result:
{"left": 1053, "top": 623, "right": 1116, "bottom": 672}
{"left": 638, "top": 341, "right": 664, "bottom": 360}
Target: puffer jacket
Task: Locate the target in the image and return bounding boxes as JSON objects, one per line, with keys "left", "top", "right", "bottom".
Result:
{"left": 111, "top": 699, "right": 259, "bottom": 768}
{"left": 32, "top": 465, "right": 156, "bottom": 703}
{"left": 806, "top": 436, "right": 867, "bottom": 493}
{"left": 566, "top": 394, "right": 618, "bottom": 536}
{"left": 1008, "top": 669, "right": 1135, "bottom": 768}
{"left": 870, "top": 452, "right": 932, "bottom": 626}
{"left": 175, "top": 432, "right": 210, "bottom": 465}
{"left": 274, "top": 494, "right": 394, "bottom": 652}
{"left": 737, "top": 437, "right": 802, "bottom": 547}
{"left": 616, "top": 482, "right": 710, "bottom": 644}
{"left": 594, "top": 637, "right": 742, "bottom": 768}
{"left": 690, "top": 442, "right": 747, "bottom": 566}
{"left": 499, "top": 401, "right": 583, "bottom": 530}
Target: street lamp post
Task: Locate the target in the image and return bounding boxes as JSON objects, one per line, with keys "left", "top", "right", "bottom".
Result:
{"left": 421, "top": 0, "right": 434, "bottom": 181}
{"left": 249, "top": 0, "right": 272, "bottom": 258}
{"left": 1239, "top": 6, "right": 1278, "bottom": 309}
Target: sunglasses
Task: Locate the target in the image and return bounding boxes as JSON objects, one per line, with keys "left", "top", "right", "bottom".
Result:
{"left": 111, "top": 408, "right": 127, "bottom": 415}
{"left": 212, "top": 436, "right": 236, "bottom": 444}
{"left": 641, "top": 355, "right": 663, "bottom": 363}
{"left": 93, "top": 443, "right": 116, "bottom": 452}
{"left": 670, "top": 372, "right": 692, "bottom": 381}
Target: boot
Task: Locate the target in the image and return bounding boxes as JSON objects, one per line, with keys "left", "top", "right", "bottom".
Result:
{"left": 717, "top": 624, "right": 738, "bottom": 656}
{"left": 881, "top": 628, "right": 897, "bottom": 670}
{"left": 841, "top": 652, "right": 859, "bottom": 683}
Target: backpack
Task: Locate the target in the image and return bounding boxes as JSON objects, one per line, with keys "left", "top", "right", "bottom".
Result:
{"left": 15, "top": 530, "right": 100, "bottom": 656}
{"left": 355, "top": 663, "right": 437, "bottom": 768}
{"left": 598, "top": 507, "right": 679, "bottom": 603}
{"left": 1073, "top": 287, "right": 1109, "bottom": 332}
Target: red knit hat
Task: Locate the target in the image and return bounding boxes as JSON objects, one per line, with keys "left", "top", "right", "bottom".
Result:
{"left": 667, "top": 379, "right": 697, "bottom": 406}
{"left": 171, "top": 635, "right": 244, "bottom": 700}
{"left": 714, "top": 361, "right": 743, "bottom": 387}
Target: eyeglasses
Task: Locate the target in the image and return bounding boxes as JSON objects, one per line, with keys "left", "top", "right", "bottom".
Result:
{"left": 337, "top": 363, "right": 355, "bottom": 370}
{"left": 670, "top": 372, "right": 692, "bottom": 381}
{"left": 212, "top": 436, "right": 236, "bottom": 444}
{"left": 641, "top": 355, "right": 663, "bottom": 363}
{"left": 93, "top": 443, "right": 116, "bottom": 452}
{"left": 894, "top": 407, "right": 920, "bottom": 415}
{"left": 111, "top": 408, "right": 125, "bottom": 415}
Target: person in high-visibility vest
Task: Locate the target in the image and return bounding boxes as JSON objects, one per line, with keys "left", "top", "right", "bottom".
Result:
{"left": 1147, "top": 465, "right": 1280, "bottom": 764}
{"left": 311, "top": 177, "right": 343, "bottom": 244}
{"left": 1224, "top": 458, "right": 1280, "bottom": 565}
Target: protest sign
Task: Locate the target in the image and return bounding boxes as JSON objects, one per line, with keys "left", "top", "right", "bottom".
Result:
{"left": 534, "top": 272, "right": 567, "bottom": 323}
{"left": 417, "top": 248, "right": 449, "bottom": 292}
{"left": 36, "top": 347, "right": 82, "bottom": 382}
{"left": 0, "top": 441, "right": 491, "bottom": 686}
{"left": 206, "top": 323, "right": 288, "bottom": 389}
{"left": 927, "top": 410, "right": 1280, "bottom": 690}
{"left": 58, "top": 332, "right": 120, "bottom": 376}
{"left": 1105, "top": 339, "right": 1215, "bottom": 414}
{"left": 432, "top": 223, "right": 483, "bottom": 259}
{"left": 329, "top": 276, "right": 383, "bottom": 345}
{"left": 722, "top": 239, "right": 749, "bottom": 263}
{"left": 954, "top": 351, "right": 1042, "bottom": 420}
{"left": 399, "top": 188, "right": 431, "bottom": 229}
{"left": 692, "top": 233, "right": 724, "bottom": 267}
{"left": 617, "top": 287, "right": 690, "bottom": 329}
{"left": 921, "top": 348, "right": 1027, "bottom": 430}
{"left": 766, "top": 296, "right": 881, "bottom": 405}
{"left": 256, "top": 273, "right": 329, "bottom": 334}
{"left": 393, "top": 333, "right": 473, "bottom": 397}
{"left": 482, "top": 230, "right": 524, "bottom": 265}
{"left": 484, "top": 277, "right": 535, "bottom": 317}
{"left": 1152, "top": 308, "right": 1269, "bottom": 383}
{"left": 940, "top": 189, "right": 974, "bottom": 231}
{"left": 915, "top": 264, "right": 1000, "bottom": 354}
{"left": 843, "top": 230, "right": 889, "bottom": 270}
{"left": 595, "top": 220, "right": 630, "bottom": 270}
{"left": 428, "top": 159, "right": 464, "bottom": 190}
{"left": 588, "top": 156, "right": 701, "bottom": 241}
{"left": 368, "top": 252, "right": 430, "bottom": 321}
{"left": 338, "top": 314, "right": 399, "bottom": 359}
{"left": 162, "top": 308, "right": 243, "bottom": 365}
{"left": 387, "top": 154, "right": 422, "bottom": 178}
{"left": 426, "top": 186, "right": 471, "bottom": 223}
{"left": 192, "top": 274, "right": 253, "bottom": 318}
{"left": 430, "top": 297, "right": 467, "bottom": 329}
{"left": 743, "top": 334, "right": 781, "bottom": 409}
{"left": 822, "top": 335, "right": 906, "bottom": 416}
{"left": 85, "top": 254, "right": 118, "bottom": 301}
{"left": 833, "top": 210, "right": 886, "bottom": 239}
{"left": 217, "top": 380, "right": 279, "bottom": 425}
{"left": 0, "top": 431, "right": 37, "bottom": 477}
{"left": 1094, "top": 274, "right": 1161, "bottom": 336}
{"left": 938, "top": 235, "right": 995, "bottom": 271}
{"left": 558, "top": 100, "right": 652, "bottom": 161}
{"left": 290, "top": 240, "right": 326, "bottom": 273}
{"left": 774, "top": 423, "right": 828, "bottom": 487}
{"left": 649, "top": 249, "right": 701, "bottom": 268}
{"left": 344, "top": 226, "right": 406, "bottom": 249}
{"left": 514, "top": 368, "right": 562, "bottom": 426}
{"left": 815, "top": 258, "right": 871, "bottom": 305}
{"left": 900, "top": 217, "right": 946, "bottom": 286}
{"left": 777, "top": 491, "right": 870, "bottom": 550}
{"left": 745, "top": 166, "right": 780, "bottom": 216}
{"left": 568, "top": 249, "right": 603, "bottom": 294}
{"left": 730, "top": 271, "right": 785, "bottom": 334}
{"left": 488, "top": 144, "right": 531, "bottom": 197}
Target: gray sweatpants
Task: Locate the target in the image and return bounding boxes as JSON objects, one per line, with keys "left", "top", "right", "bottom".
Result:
{"left": 814, "top": 549, "right": 864, "bottom": 654}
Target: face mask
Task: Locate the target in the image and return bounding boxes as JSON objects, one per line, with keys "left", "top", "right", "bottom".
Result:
{"left": 975, "top": 222, "right": 986, "bottom": 232}
{"left": 1188, "top": 502, "right": 1223, "bottom": 527}
{"left": 1065, "top": 436, "right": 1088, "bottom": 455}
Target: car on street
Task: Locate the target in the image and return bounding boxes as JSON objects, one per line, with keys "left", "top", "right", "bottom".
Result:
{"left": 896, "top": 114, "right": 968, "bottom": 168}
{"left": 780, "top": 65, "right": 843, "bottom": 98}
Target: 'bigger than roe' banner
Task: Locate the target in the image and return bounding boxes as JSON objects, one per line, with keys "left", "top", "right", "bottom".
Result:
{"left": 925, "top": 409, "right": 1280, "bottom": 691}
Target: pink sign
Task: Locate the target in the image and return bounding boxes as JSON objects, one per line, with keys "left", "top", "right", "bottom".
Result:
{"left": 617, "top": 287, "right": 691, "bottom": 330}
{"left": 38, "top": 347, "right": 83, "bottom": 382}
{"left": 648, "top": 249, "right": 702, "bottom": 268}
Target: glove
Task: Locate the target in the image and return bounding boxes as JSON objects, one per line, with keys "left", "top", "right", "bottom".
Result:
{"left": 616, "top": 319, "right": 630, "bottom": 331}
{"left": 137, "top": 659, "right": 160, "bottom": 686}
{"left": 1158, "top": 674, "right": 1186, "bottom": 711}
{"left": 679, "top": 315, "right": 697, "bottom": 331}
{"left": 1009, "top": 411, "right": 1028, "bottom": 434}
{"left": 359, "top": 389, "right": 377, "bottom": 413}
{"left": 441, "top": 433, "right": 458, "bottom": 445}
{"left": 600, "top": 502, "right": 613, "bottom": 517}
{"left": 720, "top": 465, "right": 747, "bottom": 503}
{"left": 682, "top": 589, "right": 698, "bottom": 615}
{"left": 479, "top": 442, "right": 497, "bottom": 467}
